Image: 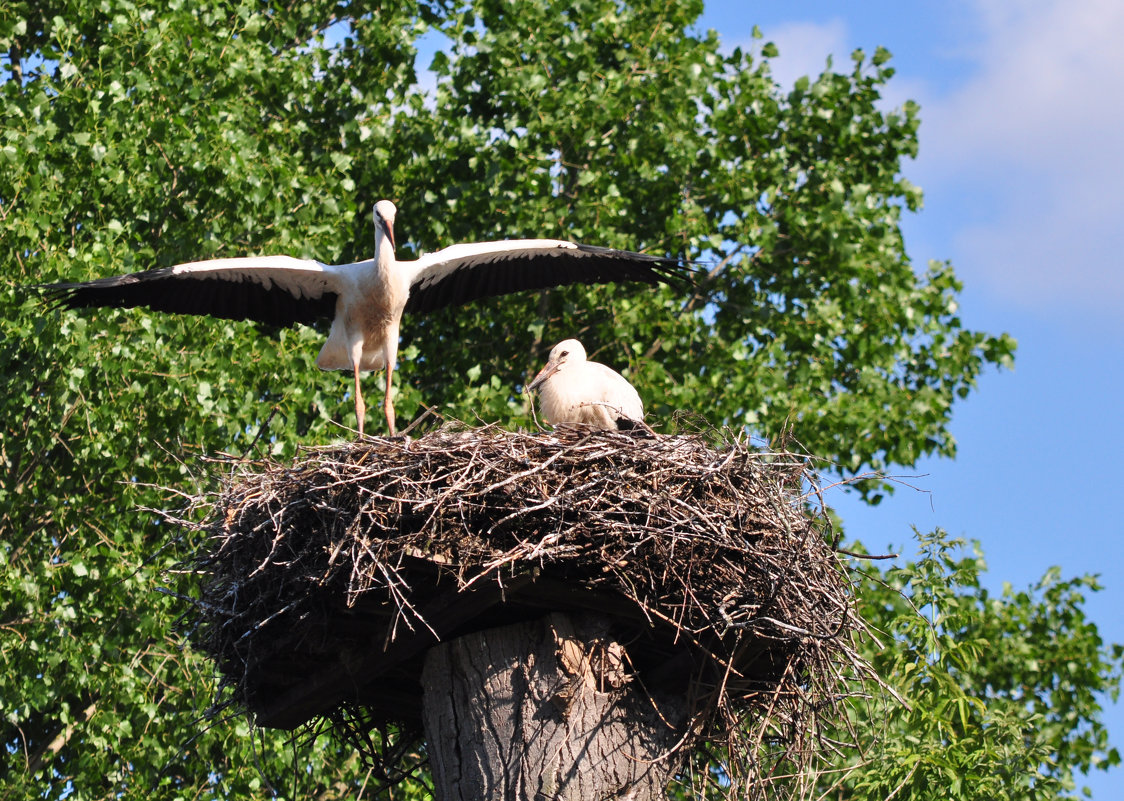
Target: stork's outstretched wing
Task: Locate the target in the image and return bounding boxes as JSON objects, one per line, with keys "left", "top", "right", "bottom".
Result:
{"left": 403, "top": 239, "right": 688, "bottom": 315}
{"left": 40, "top": 255, "right": 348, "bottom": 327}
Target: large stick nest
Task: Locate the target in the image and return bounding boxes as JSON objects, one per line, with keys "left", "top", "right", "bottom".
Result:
{"left": 175, "top": 423, "right": 876, "bottom": 797}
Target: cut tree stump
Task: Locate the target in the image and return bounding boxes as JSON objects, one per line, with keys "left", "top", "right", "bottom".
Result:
{"left": 421, "top": 612, "right": 688, "bottom": 801}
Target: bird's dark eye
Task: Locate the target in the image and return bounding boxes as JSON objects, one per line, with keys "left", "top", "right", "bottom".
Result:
{"left": 560, "top": 351, "right": 569, "bottom": 358}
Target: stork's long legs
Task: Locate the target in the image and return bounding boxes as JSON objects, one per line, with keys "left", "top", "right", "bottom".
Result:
{"left": 353, "top": 364, "right": 366, "bottom": 437}
{"left": 383, "top": 365, "right": 396, "bottom": 436}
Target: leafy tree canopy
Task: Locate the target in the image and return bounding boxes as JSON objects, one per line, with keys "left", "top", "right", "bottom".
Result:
{"left": 826, "top": 531, "right": 1121, "bottom": 801}
{"left": 1, "top": 1, "right": 1112, "bottom": 800}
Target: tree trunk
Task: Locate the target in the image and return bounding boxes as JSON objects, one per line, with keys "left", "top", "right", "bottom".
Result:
{"left": 421, "top": 612, "right": 687, "bottom": 801}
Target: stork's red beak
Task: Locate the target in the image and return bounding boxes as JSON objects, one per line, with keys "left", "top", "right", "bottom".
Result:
{"left": 384, "top": 217, "right": 395, "bottom": 251}
{"left": 526, "top": 359, "right": 559, "bottom": 393}
{"left": 375, "top": 207, "right": 396, "bottom": 251}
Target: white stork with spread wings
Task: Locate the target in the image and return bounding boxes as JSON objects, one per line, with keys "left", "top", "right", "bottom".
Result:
{"left": 41, "top": 200, "right": 686, "bottom": 436}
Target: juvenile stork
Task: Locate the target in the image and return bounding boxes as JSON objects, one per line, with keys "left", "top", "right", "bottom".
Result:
{"left": 40, "top": 200, "right": 686, "bottom": 436}
{"left": 526, "top": 338, "right": 644, "bottom": 430}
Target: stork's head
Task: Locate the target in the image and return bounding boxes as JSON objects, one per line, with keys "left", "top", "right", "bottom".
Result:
{"left": 526, "top": 338, "right": 587, "bottom": 392}
{"left": 373, "top": 199, "right": 397, "bottom": 252}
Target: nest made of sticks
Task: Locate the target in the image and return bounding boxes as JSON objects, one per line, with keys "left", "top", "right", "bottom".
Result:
{"left": 173, "top": 422, "right": 877, "bottom": 797}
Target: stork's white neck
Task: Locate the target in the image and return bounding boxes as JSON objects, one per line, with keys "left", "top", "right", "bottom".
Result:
{"left": 376, "top": 227, "right": 395, "bottom": 266}
{"left": 368, "top": 227, "right": 397, "bottom": 288}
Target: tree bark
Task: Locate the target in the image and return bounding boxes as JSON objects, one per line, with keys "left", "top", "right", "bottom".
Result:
{"left": 421, "top": 613, "right": 687, "bottom": 801}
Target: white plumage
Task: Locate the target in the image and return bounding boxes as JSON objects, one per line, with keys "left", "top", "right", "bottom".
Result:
{"left": 526, "top": 339, "right": 644, "bottom": 429}
{"left": 42, "top": 200, "right": 685, "bottom": 436}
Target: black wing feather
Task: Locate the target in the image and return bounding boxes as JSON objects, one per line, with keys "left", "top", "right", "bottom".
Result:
{"left": 39, "top": 268, "right": 338, "bottom": 328}
{"left": 404, "top": 244, "right": 690, "bottom": 316}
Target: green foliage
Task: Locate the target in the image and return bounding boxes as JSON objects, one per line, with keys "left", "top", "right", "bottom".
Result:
{"left": 390, "top": 2, "right": 1017, "bottom": 484}
{"left": 0, "top": 1, "right": 1105, "bottom": 800}
{"left": 826, "top": 530, "right": 1122, "bottom": 801}
{"left": 1, "top": 3, "right": 427, "bottom": 796}
{"left": 671, "top": 530, "right": 1122, "bottom": 801}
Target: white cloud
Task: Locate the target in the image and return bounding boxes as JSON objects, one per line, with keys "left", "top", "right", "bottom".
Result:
{"left": 766, "top": 19, "right": 849, "bottom": 88}
{"left": 726, "top": 19, "right": 850, "bottom": 89}
{"left": 918, "top": 0, "right": 1124, "bottom": 316}
{"left": 725, "top": 2, "right": 1124, "bottom": 320}
{"left": 954, "top": 173, "right": 1124, "bottom": 310}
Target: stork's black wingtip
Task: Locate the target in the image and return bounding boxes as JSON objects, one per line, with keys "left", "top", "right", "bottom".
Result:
{"left": 654, "top": 260, "right": 699, "bottom": 291}
{"left": 24, "top": 282, "right": 73, "bottom": 309}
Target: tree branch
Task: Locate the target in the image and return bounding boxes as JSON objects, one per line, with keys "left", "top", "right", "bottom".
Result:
{"left": 26, "top": 700, "right": 98, "bottom": 776}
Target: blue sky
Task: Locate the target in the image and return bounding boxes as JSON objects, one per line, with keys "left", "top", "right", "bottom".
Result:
{"left": 688, "top": 0, "right": 1124, "bottom": 795}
